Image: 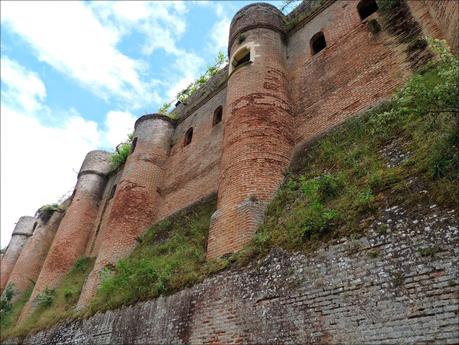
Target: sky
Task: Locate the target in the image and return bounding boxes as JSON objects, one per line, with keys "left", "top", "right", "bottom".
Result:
{"left": 0, "top": 1, "right": 297, "bottom": 248}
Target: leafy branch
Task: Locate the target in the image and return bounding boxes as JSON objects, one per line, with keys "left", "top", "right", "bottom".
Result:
{"left": 158, "top": 52, "right": 227, "bottom": 115}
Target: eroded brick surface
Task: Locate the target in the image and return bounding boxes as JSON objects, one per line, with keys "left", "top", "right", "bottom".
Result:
{"left": 77, "top": 117, "right": 175, "bottom": 307}
{"left": 18, "top": 151, "right": 112, "bottom": 322}
{"left": 7, "top": 203, "right": 458, "bottom": 345}
{"left": 5, "top": 210, "right": 64, "bottom": 302}
{"left": 3, "top": 0, "right": 458, "bottom": 336}
{"left": 0, "top": 217, "right": 36, "bottom": 293}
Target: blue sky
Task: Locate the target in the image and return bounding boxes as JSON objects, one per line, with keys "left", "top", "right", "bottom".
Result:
{"left": 1, "top": 1, "right": 295, "bottom": 248}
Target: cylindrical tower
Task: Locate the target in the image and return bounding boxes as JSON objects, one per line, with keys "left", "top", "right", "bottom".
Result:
{"left": 19, "top": 150, "right": 111, "bottom": 322}
{"left": 3, "top": 206, "right": 66, "bottom": 303}
{"left": 77, "top": 114, "right": 175, "bottom": 307}
{"left": 0, "top": 216, "right": 36, "bottom": 292}
{"left": 207, "top": 4, "right": 293, "bottom": 259}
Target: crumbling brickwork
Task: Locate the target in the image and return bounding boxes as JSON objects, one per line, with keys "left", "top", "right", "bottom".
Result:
{"left": 77, "top": 116, "right": 175, "bottom": 307}
{"left": 207, "top": 4, "right": 294, "bottom": 258}
{"left": 424, "top": 0, "right": 459, "bottom": 54}
{"left": 5, "top": 203, "right": 458, "bottom": 345}
{"left": 18, "top": 151, "right": 112, "bottom": 322}
{"left": 0, "top": 217, "right": 36, "bottom": 293}
{"left": 4, "top": 209, "right": 65, "bottom": 303}
{"left": 3, "top": 0, "right": 458, "bottom": 328}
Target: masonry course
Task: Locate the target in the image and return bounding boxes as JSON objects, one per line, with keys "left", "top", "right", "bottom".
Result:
{"left": 4, "top": 201, "right": 458, "bottom": 344}
{"left": 1, "top": 0, "right": 458, "bottom": 340}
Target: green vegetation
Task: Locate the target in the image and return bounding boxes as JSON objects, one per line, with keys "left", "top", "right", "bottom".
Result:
{"left": 1, "top": 257, "right": 94, "bottom": 339}
{"left": 86, "top": 199, "right": 218, "bottom": 315}
{"left": 236, "top": 38, "right": 458, "bottom": 259}
{"left": 1, "top": 286, "right": 32, "bottom": 334}
{"left": 158, "top": 52, "right": 227, "bottom": 116}
{"left": 0, "top": 284, "right": 15, "bottom": 321}
{"left": 37, "top": 204, "right": 62, "bottom": 222}
{"left": 1, "top": 39, "right": 457, "bottom": 339}
{"left": 111, "top": 133, "right": 134, "bottom": 170}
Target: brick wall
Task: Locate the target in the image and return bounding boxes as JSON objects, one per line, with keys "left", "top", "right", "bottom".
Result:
{"left": 287, "top": 0, "right": 431, "bottom": 146}
{"left": 424, "top": 0, "right": 459, "bottom": 54}
{"left": 0, "top": 217, "right": 36, "bottom": 293}
{"left": 77, "top": 117, "right": 175, "bottom": 308}
{"left": 207, "top": 4, "right": 295, "bottom": 259}
{"left": 4, "top": 210, "right": 64, "bottom": 303}
{"left": 19, "top": 151, "right": 112, "bottom": 322}
{"left": 85, "top": 170, "right": 123, "bottom": 258}
{"left": 6, "top": 202, "right": 458, "bottom": 345}
{"left": 156, "top": 89, "right": 226, "bottom": 222}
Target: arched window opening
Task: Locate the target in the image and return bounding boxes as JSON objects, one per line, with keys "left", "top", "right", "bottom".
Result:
{"left": 184, "top": 127, "right": 193, "bottom": 146}
{"left": 232, "top": 47, "right": 251, "bottom": 69}
{"left": 131, "top": 137, "right": 138, "bottom": 153}
{"left": 213, "top": 106, "right": 223, "bottom": 126}
{"left": 109, "top": 184, "right": 117, "bottom": 199}
{"left": 310, "top": 32, "right": 327, "bottom": 56}
{"left": 357, "top": 0, "right": 378, "bottom": 21}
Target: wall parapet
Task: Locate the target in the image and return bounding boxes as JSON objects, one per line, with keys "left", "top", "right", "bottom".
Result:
{"left": 134, "top": 113, "right": 177, "bottom": 130}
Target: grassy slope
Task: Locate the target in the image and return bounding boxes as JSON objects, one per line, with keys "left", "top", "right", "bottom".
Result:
{"left": 1, "top": 257, "right": 94, "bottom": 338}
{"left": 1, "top": 40, "right": 457, "bottom": 339}
{"left": 86, "top": 197, "right": 218, "bottom": 314}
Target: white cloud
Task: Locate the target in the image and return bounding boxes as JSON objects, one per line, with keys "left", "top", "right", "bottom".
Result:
{"left": 103, "top": 110, "right": 136, "bottom": 148}
{"left": 1, "top": 57, "right": 46, "bottom": 113}
{"left": 166, "top": 51, "right": 205, "bottom": 101}
{"left": 209, "top": 17, "right": 231, "bottom": 54}
{"left": 1, "top": 106, "right": 101, "bottom": 248}
{"left": 0, "top": 57, "right": 138, "bottom": 248}
{"left": 1, "top": 1, "right": 151, "bottom": 109}
{"left": 89, "top": 1, "right": 187, "bottom": 56}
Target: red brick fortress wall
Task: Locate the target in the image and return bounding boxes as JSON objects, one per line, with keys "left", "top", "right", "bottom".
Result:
{"left": 156, "top": 89, "right": 226, "bottom": 222}
{"left": 287, "top": 0, "right": 432, "bottom": 147}
{"left": 19, "top": 150, "right": 112, "bottom": 323}
{"left": 4, "top": 209, "right": 65, "bottom": 303}
{"left": 207, "top": 4, "right": 294, "bottom": 259}
{"left": 424, "top": 0, "right": 459, "bottom": 54}
{"left": 0, "top": 216, "right": 36, "bottom": 293}
{"left": 77, "top": 115, "right": 175, "bottom": 308}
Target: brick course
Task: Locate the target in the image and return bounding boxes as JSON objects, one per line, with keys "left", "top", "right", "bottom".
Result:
{"left": 77, "top": 116, "right": 175, "bottom": 308}
{"left": 4, "top": 210, "right": 65, "bottom": 303}
{"left": 18, "top": 151, "right": 112, "bottom": 322}
{"left": 3, "top": 0, "right": 458, "bottom": 329}
{"left": 0, "top": 217, "right": 36, "bottom": 293}
{"left": 6, "top": 203, "right": 458, "bottom": 345}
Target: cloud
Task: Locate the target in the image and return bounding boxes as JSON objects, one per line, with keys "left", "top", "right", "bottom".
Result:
{"left": 1, "top": 1, "right": 152, "bottom": 109}
{"left": 103, "top": 110, "right": 137, "bottom": 148}
{"left": 0, "top": 57, "right": 139, "bottom": 248}
{"left": 1, "top": 57, "right": 46, "bottom": 113}
{"left": 166, "top": 51, "right": 205, "bottom": 101}
{"left": 209, "top": 16, "right": 231, "bottom": 54}
{"left": 89, "top": 1, "right": 187, "bottom": 56}
{"left": 208, "top": 3, "right": 231, "bottom": 54}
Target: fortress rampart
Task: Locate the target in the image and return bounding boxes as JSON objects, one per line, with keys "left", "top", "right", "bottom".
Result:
{"left": 5, "top": 207, "right": 66, "bottom": 303}
{"left": 1, "top": 217, "right": 36, "bottom": 292}
{"left": 18, "top": 151, "right": 112, "bottom": 321}
{"left": 2, "top": 0, "right": 458, "bottom": 324}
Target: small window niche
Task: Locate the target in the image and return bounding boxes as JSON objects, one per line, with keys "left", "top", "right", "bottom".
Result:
{"left": 357, "top": 0, "right": 378, "bottom": 21}
{"left": 310, "top": 32, "right": 327, "bottom": 56}
{"left": 184, "top": 127, "right": 193, "bottom": 146}
{"left": 131, "top": 137, "right": 138, "bottom": 153}
{"left": 231, "top": 47, "right": 251, "bottom": 70}
{"left": 213, "top": 106, "right": 223, "bottom": 126}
